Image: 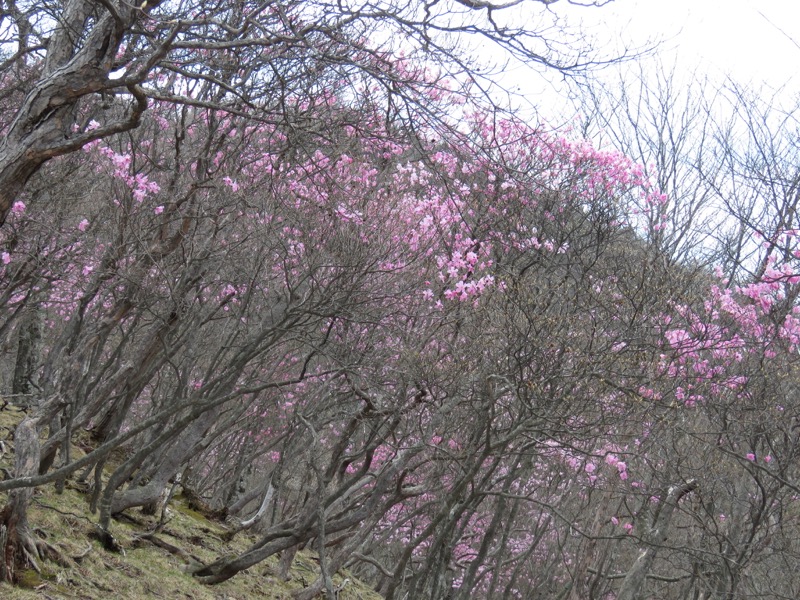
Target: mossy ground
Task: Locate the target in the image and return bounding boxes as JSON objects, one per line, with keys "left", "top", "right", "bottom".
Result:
{"left": 0, "top": 403, "right": 381, "bottom": 599}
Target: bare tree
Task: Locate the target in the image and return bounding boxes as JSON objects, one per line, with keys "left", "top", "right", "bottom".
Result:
{"left": 573, "top": 61, "right": 728, "bottom": 266}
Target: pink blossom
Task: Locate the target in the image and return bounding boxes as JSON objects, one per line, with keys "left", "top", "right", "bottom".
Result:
{"left": 78, "top": 219, "right": 89, "bottom": 232}
{"left": 223, "top": 176, "right": 240, "bottom": 192}
{"left": 746, "top": 453, "right": 756, "bottom": 462}
{"left": 111, "top": 152, "right": 132, "bottom": 171}
{"left": 11, "top": 201, "right": 26, "bottom": 214}
{"left": 1, "top": 252, "right": 10, "bottom": 265}
{"left": 154, "top": 205, "right": 164, "bottom": 215}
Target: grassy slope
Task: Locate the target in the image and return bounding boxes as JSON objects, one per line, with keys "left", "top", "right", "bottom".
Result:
{"left": 0, "top": 404, "right": 381, "bottom": 600}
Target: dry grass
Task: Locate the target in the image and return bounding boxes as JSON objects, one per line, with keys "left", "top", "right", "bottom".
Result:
{"left": 0, "top": 403, "right": 381, "bottom": 600}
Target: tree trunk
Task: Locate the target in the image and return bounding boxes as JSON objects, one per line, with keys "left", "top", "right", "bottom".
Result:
{"left": 12, "top": 307, "right": 42, "bottom": 404}
{"left": 104, "top": 406, "right": 223, "bottom": 519}
{"left": 0, "top": 416, "right": 43, "bottom": 581}
{"left": 194, "top": 449, "right": 415, "bottom": 584}
{"left": 616, "top": 479, "right": 698, "bottom": 600}
{"left": 0, "top": 5, "right": 144, "bottom": 225}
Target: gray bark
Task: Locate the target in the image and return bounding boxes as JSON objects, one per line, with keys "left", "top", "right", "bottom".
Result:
{"left": 105, "top": 406, "right": 224, "bottom": 518}
{"left": 12, "top": 307, "right": 42, "bottom": 403}
{"left": 0, "top": 415, "right": 42, "bottom": 580}
{"left": 616, "top": 479, "right": 698, "bottom": 600}
{"left": 239, "top": 480, "right": 275, "bottom": 529}
{"left": 0, "top": 2, "right": 146, "bottom": 224}
{"left": 193, "top": 448, "right": 418, "bottom": 584}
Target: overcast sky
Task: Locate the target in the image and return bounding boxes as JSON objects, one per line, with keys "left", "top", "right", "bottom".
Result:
{"left": 486, "top": 0, "right": 800, "bottom": 123}
{"left": 573, "top": 0, "right": 800, "bottom": 89}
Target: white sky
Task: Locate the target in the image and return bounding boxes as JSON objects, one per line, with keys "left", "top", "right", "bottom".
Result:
{"left": 571, "top": 0, "right": 800, "bottom": 90}
{"left": 483, "top": 0, "right": 800, "bottom": 124}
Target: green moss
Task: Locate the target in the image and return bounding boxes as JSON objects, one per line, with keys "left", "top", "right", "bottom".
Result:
{"left": 15, "top": 569, "right": 42, "bottom": 589}
{"left": 173, "top": 500, "right": 214, "bottom": 524}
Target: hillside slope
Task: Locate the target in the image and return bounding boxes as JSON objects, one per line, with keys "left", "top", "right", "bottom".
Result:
{"left": 0, "top": 403, "right": 380, "bottom": 600}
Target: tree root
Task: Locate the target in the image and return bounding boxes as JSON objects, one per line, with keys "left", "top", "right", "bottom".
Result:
{"left": 69, "top": 542, "right": 92, "bottom": 563}
{"left": 34, "top": 537, "right": 69, "bottom": 568}
{"left": 133, "top": 532, "right": 204, "bottom": 568}
{"left": 1, "top": 520, "right": 48, "bottom": 583}
{"left": 181, "top": 487, "right": 227, "bottom": 521}
{"left": 91, "top": 526, "right": 124, "bottom": 554}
